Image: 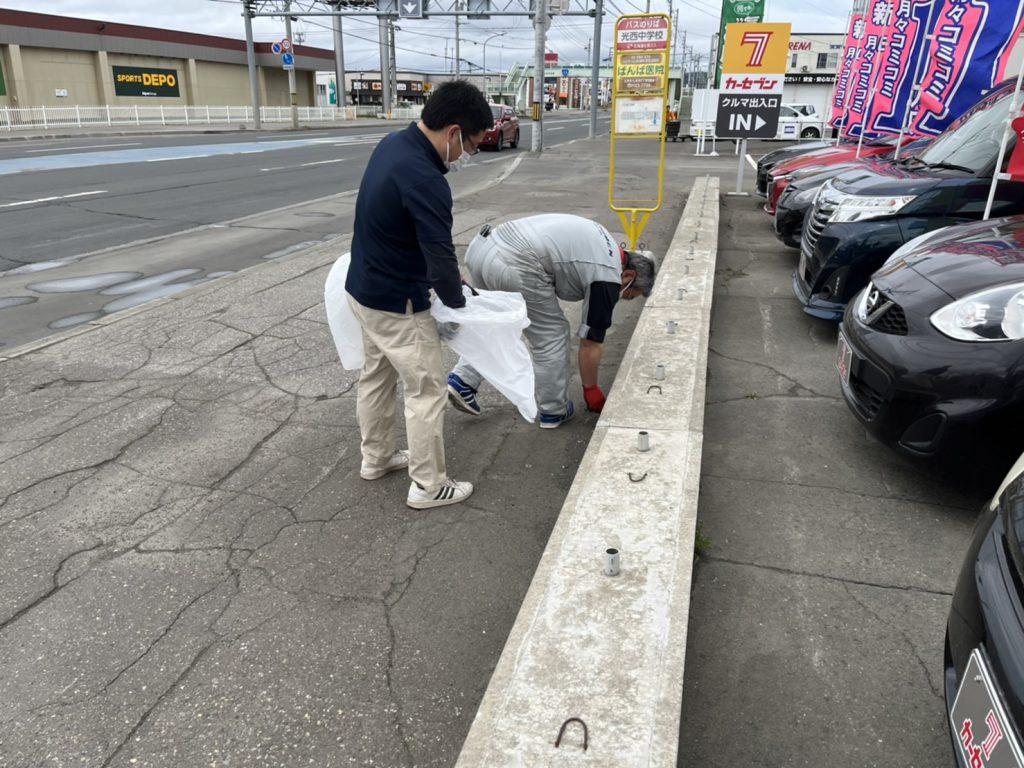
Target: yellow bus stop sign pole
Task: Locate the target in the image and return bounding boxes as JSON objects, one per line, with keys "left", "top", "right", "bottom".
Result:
{"left": 608, "top": 13, "right": 671, "bottom": 250}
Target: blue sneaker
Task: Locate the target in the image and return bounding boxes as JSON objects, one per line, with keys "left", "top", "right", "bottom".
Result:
{"left": 447, "top": 373, "right": 482, "bottom": 416}
{"left": 538, "top": 401, "right": 575, "bottom": 429}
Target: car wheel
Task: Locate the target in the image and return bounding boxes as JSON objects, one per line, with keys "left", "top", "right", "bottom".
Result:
{"left": 801, "top": 127, "right": 821, "bottom": 139}
{"left": 510, "top": 130, "right": 519, "bottom": 148}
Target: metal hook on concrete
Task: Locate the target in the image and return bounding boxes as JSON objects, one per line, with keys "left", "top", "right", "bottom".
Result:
{"left": 647, "top": 384, "right": 663, "bottom": 394}
{"left": 628, "top": 471, "right": 648, "bottom": 483}
{"left": 554, "top": 717, "right": 589, "bottom": 752}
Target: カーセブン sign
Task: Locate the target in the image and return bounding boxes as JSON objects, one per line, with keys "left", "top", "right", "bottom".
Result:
{"left": 112, "top": 66, "right": 180, "bottom": 98}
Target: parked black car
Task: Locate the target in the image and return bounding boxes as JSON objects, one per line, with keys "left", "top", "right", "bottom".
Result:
{"left": 775, "top": 140, "right": 932, "bottom": 249}
{"left": 837, "top": 215, "right": 1024, "bottom": 456}
{"left": 755, "top": 141, "right": 832, "bottom": 196}
{"left": 795, "top": 80, "right": 1024, "bottom": 321}
{"left": 775, "top": 162, "right": 863, "bottom": 248}
{"left": 946, "top": 454, "right": 1024, "bottom": 767}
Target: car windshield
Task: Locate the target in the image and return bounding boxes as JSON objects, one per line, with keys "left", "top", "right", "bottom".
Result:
{"left": 490, "top": 106, "right": 502, "bottom": 120}
{"left": 918, "top": 90, "right": 1013, "bottom": 173}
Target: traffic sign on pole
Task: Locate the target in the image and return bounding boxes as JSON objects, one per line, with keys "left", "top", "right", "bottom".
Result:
{"left": 271, "top": 42, "right": 283, "bottom": 55}
{"left": 282, "top": 52, "right": 295, "bottom": 70}
{"left": 561, "top": 67, "right": 570, "bottom": 77}
{"left": 280, "top": 38, "right": 293, "bottom": 52}
{"left": 399, "top": 0, "right": 423, "bottom": 18}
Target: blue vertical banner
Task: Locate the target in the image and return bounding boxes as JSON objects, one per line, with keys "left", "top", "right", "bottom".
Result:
{"left": 865, "top": 0, "right": 939, "bottom": 135}
{"left": 910, "top": 0, "right": 1024, "bottom": 136}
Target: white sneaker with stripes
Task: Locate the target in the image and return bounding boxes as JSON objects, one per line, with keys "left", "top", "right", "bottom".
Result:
{"left": 360, "top": 450, "right": 409, "bottom": 480}
{"left": 406, "top": 479, "right": 474, "bottom": 509}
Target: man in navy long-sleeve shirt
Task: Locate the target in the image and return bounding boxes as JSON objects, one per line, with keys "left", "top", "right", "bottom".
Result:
{"left": 345, "top": 81, "right": 492, "bottom": 510}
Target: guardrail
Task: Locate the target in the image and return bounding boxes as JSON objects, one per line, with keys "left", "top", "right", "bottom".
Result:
{"left": 0, "top": 104, "right": 374, "bottom": 131}
{"left": 455, "top": 175, "right": 721, "bottom": 767}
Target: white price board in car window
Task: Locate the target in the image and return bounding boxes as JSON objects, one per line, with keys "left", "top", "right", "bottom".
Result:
{"left": 614, "top": 95, "right": 665, "bottom": 135}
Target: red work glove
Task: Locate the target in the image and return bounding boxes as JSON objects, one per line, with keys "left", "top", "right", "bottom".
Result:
{"left": 583, "top": 385, "right": 606, "bottom": 413}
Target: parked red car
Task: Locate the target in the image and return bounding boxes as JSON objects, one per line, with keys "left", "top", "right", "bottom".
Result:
{"left": 479, "top": 104, "right": 520, "bottom": 151}
{"left": 763, "top": 138, "right": 908, "bottom": 214}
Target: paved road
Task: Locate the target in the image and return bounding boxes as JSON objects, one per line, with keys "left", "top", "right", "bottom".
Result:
{"left": 0, "top": 132, "right": 686, "bottom": 768}
{"left": 0, "top": 112, "right": 613, "bottom": 351}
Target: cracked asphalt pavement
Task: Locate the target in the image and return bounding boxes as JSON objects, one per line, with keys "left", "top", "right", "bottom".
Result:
{"left": 678, "top": 161, "right": 992, "bottom": 768}
{"left": 0, "top": 136, "right": 692, "bottom": 767}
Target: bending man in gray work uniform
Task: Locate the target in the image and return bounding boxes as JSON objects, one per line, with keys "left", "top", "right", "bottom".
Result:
{"left": 447, "top": 213, "right": 656, "bottom": 428}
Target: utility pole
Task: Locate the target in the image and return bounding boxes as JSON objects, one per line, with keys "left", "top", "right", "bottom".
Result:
{"left": 242, "top": 0, "right": 261, "bottom": 128}
{"left": 532, "top": 0, "right": 548, "bottom": 151}
{"left": 389, "top": 20, "right": 398, "bottom": 106}
{"left": 379, "top": 16, "right": 392, "bottom": 115}
{"left": 589, "top": 0, "right": 602, "bottom": 138}
{"left": 284, "top": 2, "right": 298, "bottom": 129}
{"left": 332, "top": 6, "right": 346, "bottom": 110}
{"left": 455, "top": 0, "right": 462, "bottom": 79}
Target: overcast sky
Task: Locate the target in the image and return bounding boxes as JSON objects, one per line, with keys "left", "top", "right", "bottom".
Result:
{"left": 1, "top": 0, "right": 852, "bottom": 74}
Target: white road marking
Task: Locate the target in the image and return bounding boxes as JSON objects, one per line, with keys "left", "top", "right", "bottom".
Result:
{"left": 257, "top": 132, "right": 331, "bottom": 140}
{"left": 0, "top": 190, "right": 107, "bottom": 208}
{"left": 301, "top": 158, "right": 347, "bottom": 167}
{"left": 746, "top": 154, "right": 757, "bottom": 169}
{"left": 26, "top": 142, "right": 143, "bottom": 153}
{"left": 548, "top": 126, "right": 566, "bottom": 131}
{"left": 145, "top": 154, "right": 211, "bottom": 162}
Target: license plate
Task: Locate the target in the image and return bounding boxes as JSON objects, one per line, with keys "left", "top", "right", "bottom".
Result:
{"left": 836, "top": 332, "right": 852, "bottom": 386}
{"left": 951, "top": 649, "right": 1024, "bottom": 768}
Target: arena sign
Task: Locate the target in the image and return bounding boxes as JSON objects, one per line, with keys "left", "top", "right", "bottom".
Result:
{"left": 112, "top": 66, "right": 180, "bottom": 98}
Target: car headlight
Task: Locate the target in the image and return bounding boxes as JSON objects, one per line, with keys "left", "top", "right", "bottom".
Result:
{"left": 829, "top": 195, "right": 917, "bottom": 223}
{"left": 930, "top": 283, "right": 1024, "bottom": 342}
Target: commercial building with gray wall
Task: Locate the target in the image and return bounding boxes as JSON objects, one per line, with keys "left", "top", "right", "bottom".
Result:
{"left": 0, "top": 8, "right": 334, "bottom": 109}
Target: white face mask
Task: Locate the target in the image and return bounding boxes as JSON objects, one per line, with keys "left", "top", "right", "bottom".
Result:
{"left": 446, "top": 130, "right": 472, "bottom": 173}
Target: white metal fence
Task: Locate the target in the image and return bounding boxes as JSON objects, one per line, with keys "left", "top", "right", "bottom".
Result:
{"left": 0, "top": 104, "right": 423, "bottom": 131}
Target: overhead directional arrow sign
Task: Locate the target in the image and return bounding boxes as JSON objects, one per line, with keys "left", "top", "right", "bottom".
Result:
{"left": 399, "top": 0, "right": 423, "bottom": 17}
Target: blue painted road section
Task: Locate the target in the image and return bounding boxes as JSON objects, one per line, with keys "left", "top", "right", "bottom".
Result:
{"left": 0, "top": 135, "right": 382, "bottom": 176}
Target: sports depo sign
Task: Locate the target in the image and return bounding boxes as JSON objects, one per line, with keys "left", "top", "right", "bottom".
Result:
{"left": 113, "top": 66, "right": 180, "bottom": 98}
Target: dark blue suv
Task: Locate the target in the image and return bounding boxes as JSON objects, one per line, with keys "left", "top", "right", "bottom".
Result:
{"left": 794, "top": 81, "right": 1024, "bottom": 321}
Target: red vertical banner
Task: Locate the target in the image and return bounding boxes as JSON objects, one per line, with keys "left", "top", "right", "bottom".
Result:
{"left": 843, "top": 0, "right": 891, "bottom": 136}
{"left": 830, "top": 13, "right": 867, "bottom": 127}
{"left": 1007, "top": 116, "right": 1024, "bottom": 182}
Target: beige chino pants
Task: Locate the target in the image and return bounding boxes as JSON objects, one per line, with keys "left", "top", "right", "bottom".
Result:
{"left": 347, "top": 293, "right": 448, "bottom": 490}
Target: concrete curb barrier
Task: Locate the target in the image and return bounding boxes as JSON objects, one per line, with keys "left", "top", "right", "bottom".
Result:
{"left": 455, "top": 176, "right": 721, "bottom": 766}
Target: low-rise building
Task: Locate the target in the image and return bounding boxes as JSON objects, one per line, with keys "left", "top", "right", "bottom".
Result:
{"left": 0, "top": 8, "right": 333, "bottom": 109}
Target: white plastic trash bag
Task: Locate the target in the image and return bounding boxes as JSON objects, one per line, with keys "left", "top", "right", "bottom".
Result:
{"left": 432, "top": 287, "right": 537, "bottom": 422}
{"left": 324, "top": 252, "right": 365, "bottom": 370}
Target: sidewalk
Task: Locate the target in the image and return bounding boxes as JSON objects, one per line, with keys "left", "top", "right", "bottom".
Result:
{"left": 0, "top": 136, "right": 710, "bottom": 767}
{"left": 0, "top": 108, "right": 597, "bottom": 142}
{"left": 0, "top": 119, "right": 401, "bottom": 142}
